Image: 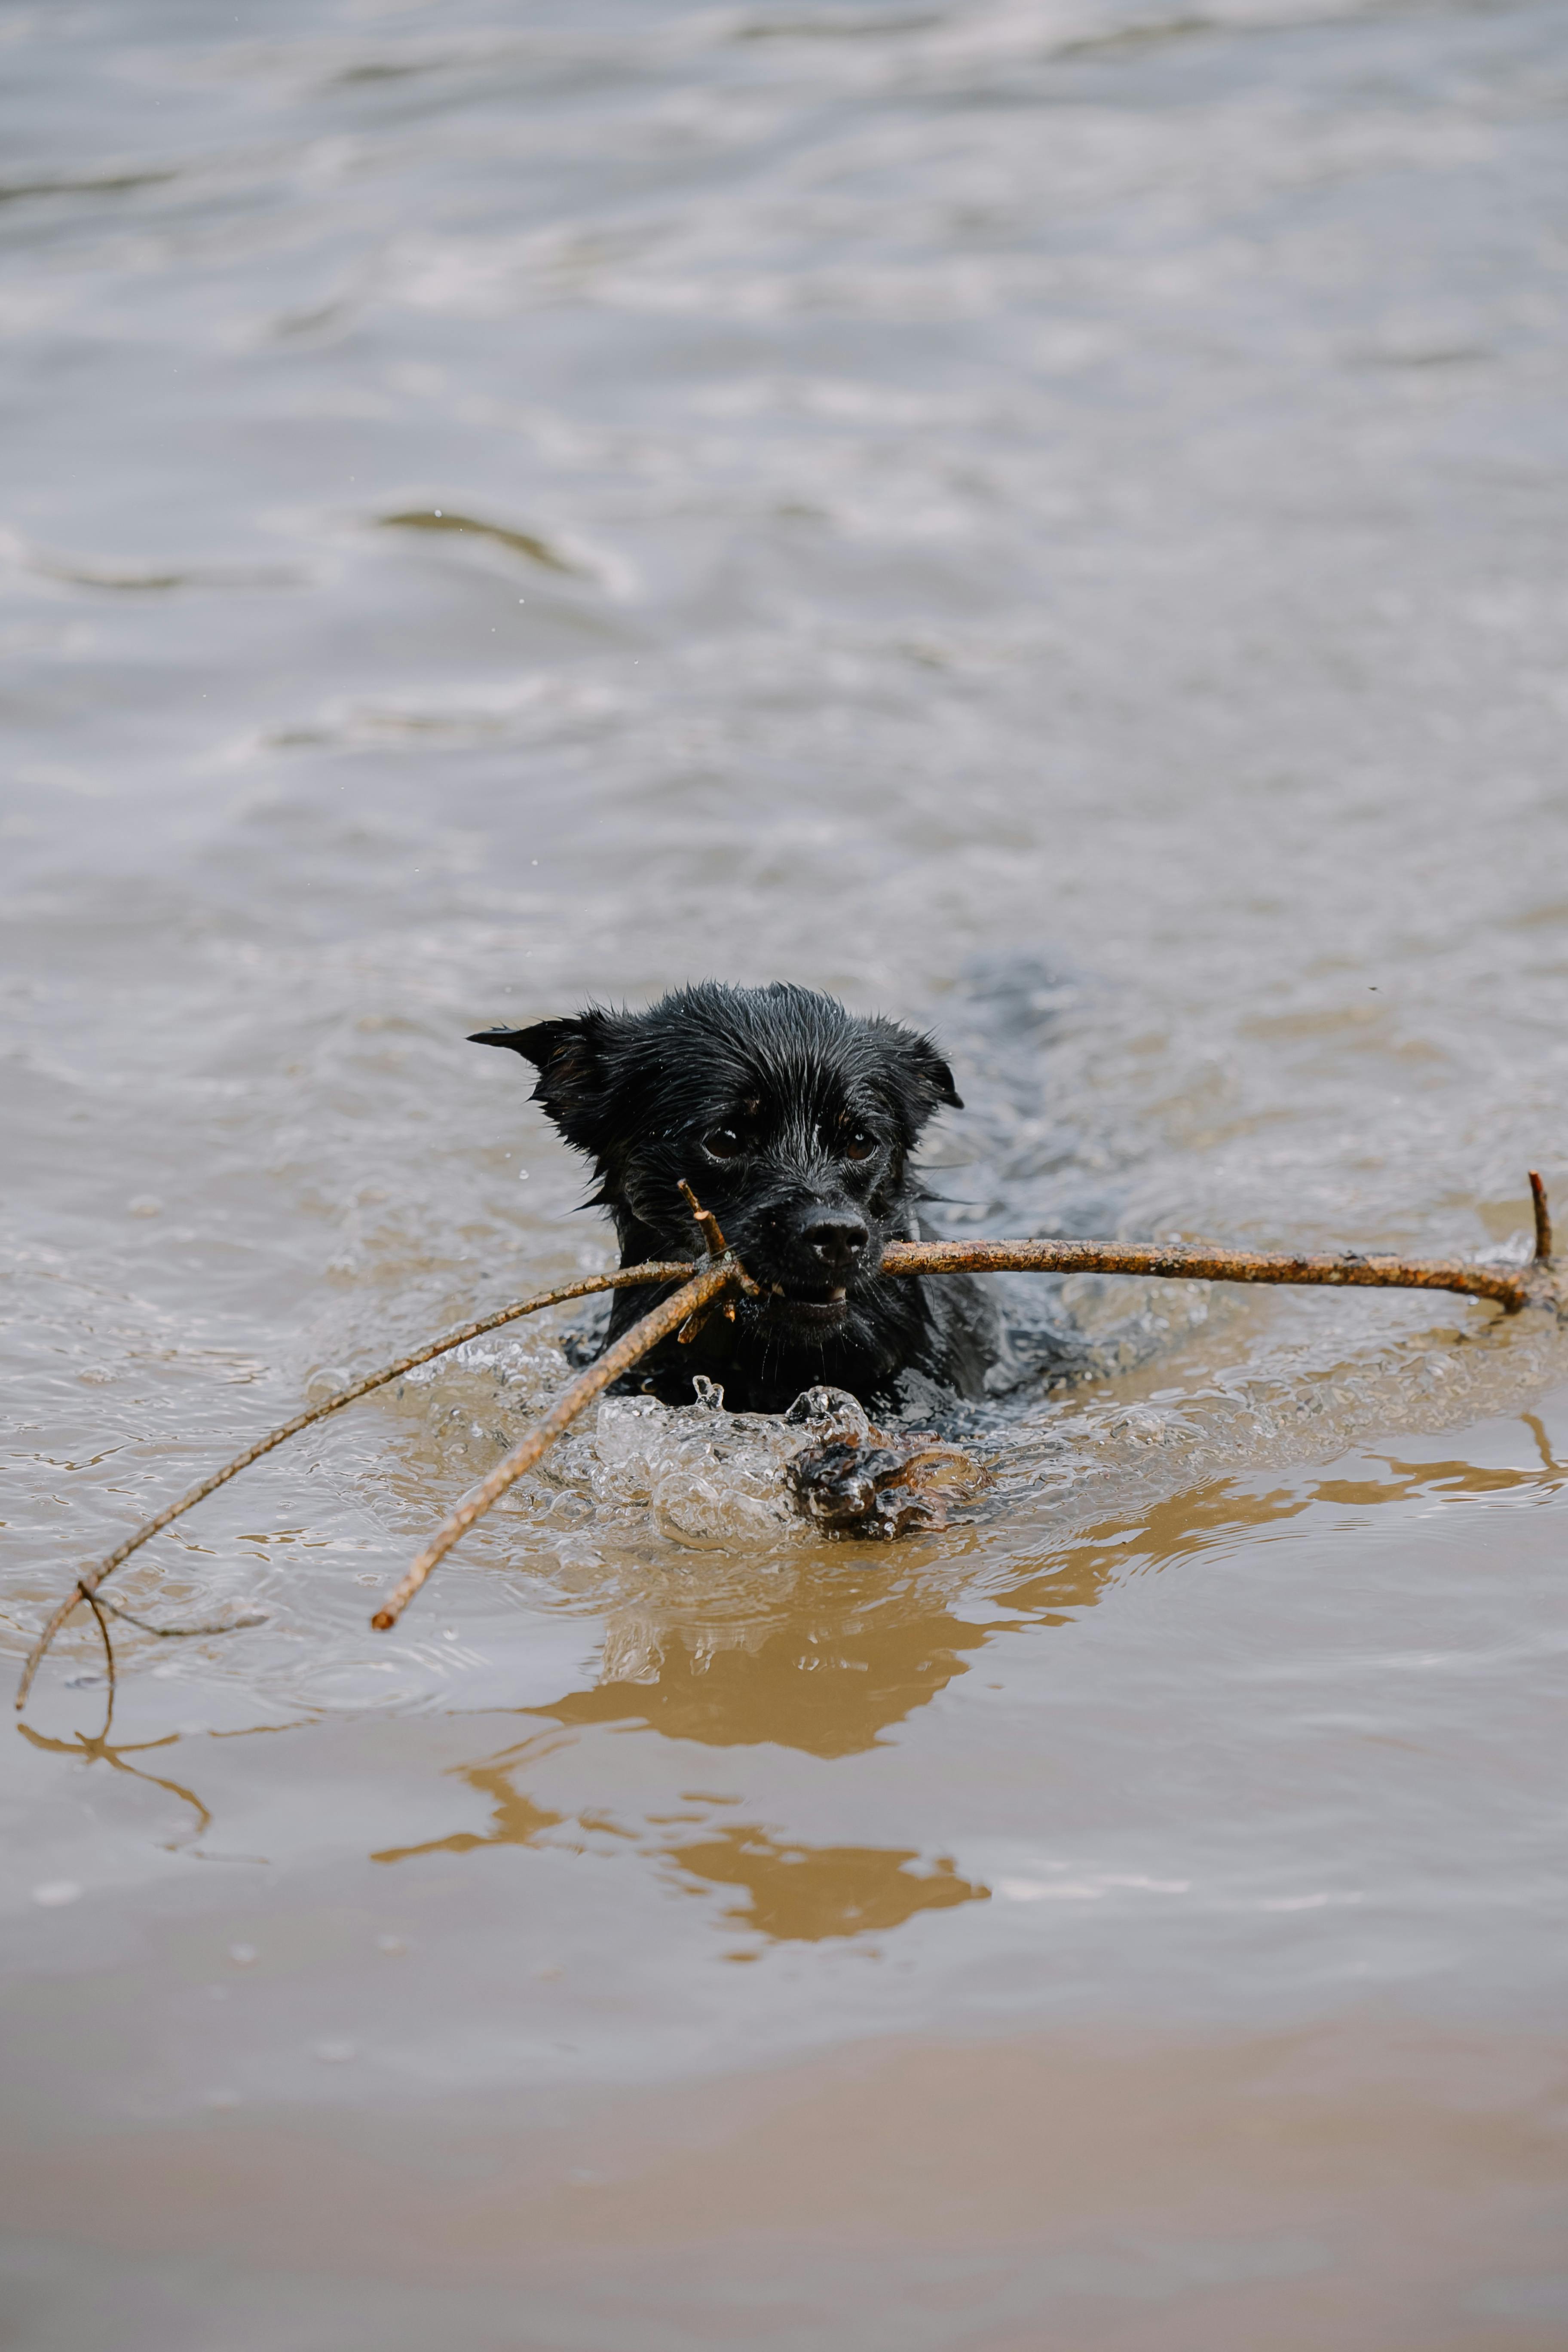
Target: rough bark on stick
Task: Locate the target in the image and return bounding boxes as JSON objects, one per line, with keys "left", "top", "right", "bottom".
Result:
{"left": 878, "top": 1237, "right": 1555, "bottom": 1314}
{"left": 1530, "top": 1170, "right": 1553, "bottom": 1264}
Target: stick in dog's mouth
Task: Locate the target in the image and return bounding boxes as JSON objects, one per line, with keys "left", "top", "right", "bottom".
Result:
{"left": 469, "top": 983, "right": 979, "bottom": 1416}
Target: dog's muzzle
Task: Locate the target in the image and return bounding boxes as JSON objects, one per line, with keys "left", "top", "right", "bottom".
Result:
{"left": 760, "top": 1284, "right": 850, "bottom": 1330}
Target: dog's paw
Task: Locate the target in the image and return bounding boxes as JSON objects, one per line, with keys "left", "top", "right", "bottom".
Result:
{"left": 785, "top": 1433, "right": 977, "bottom": 1540}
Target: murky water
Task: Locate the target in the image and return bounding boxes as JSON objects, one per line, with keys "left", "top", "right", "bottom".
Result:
{"left": 5, "top": 1, "right": 1568, "bottom": 2343}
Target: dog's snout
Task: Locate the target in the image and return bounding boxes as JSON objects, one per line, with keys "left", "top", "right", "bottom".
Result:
{"left": 802, "top": 1209, "right": 868, "bottom": 1275}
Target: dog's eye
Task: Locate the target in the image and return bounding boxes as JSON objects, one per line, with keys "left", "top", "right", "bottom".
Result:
{"left": 843, "top": 1129, "right": 876, "bottom": 1163}
{"left": 703, "top": 1127, "right": 743, "bottom": 1162}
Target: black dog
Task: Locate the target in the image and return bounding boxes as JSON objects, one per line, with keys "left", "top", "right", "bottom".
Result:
{"left": 472, "top": 981, "right": 997, "bottom": 1415}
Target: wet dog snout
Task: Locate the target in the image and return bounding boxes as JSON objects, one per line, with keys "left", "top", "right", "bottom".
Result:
{"left": 802, "top": 1209, "right": 869, "bottom": 1277}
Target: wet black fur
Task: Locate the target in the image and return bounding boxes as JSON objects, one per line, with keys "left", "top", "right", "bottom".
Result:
{"left": 471, "top": 981, "right": 997, "bottom": 1414}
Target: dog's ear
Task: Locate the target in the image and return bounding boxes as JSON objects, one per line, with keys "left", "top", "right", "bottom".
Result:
{"left": 469, "top": 1014, "right": 614, "bottom": 1148}
{"left": 469, "top": 1020, "right": 578, "bottom": 1072}
{"left": 906, "top": 1033, "right": 963, "bottom": 1112}
{"left": 868, "top": 1020, "right": 964, "bottom": 1138}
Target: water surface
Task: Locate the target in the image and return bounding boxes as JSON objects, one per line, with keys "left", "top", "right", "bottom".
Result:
{"left": 4, "top": 1, "right": 1568, "bottom": 2343}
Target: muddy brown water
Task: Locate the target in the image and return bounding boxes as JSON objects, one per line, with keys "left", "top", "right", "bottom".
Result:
{"left": 4, "top": 3, "right": 1568, "bottom": 2346}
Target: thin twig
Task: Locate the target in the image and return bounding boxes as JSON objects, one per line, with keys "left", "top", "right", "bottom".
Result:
{"left": 15, "top": 1260, "right": 693, "bottom": 1712}
{"left": 17, "top": 1584, "right": 106, "bottom": 1715}
{"left": 23, "top": 1178, "right": 1560, "bottom": 1680}
{"left": 675, "top": 1178, "right": 758, "bottom": 1340}
{"left": 678, "top": 1179, "right": 732, "bottom": 1265}
{"left": 1530, "top": 1170, "right": 1553, "bottom": 1264}
{"left": 370, "top": 1256, "right": 740, "bottom": 1633}
{"left": 91, "top": 1592, "right": 269, "bottom": 1640}
{"left": 373, "top": 1174, "right": 1557, "bottom": 1627}
{"left": 878, "top": 1235, "right": 1555, "bottom": 1313}
{"left": 676, "top": 1179, "right": 759, "bottom": 1289}
{"left": 81, "top": 1589, "right": 116, "bottom": 1705}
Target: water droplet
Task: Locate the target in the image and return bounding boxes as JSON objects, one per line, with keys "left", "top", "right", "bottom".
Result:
{"left": 228, "top": 1942, "right": 257, "bottom": 1966}
{"left": 376, "top": 1932, "right": 406, "bottom": 1956}
{"left": 517, "top": 1168, "right": 530, "bottom": 1181}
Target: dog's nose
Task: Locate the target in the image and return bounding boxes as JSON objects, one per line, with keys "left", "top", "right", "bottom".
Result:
{"left": 802, "top": 1210, "right": 868, "bottom": 1276}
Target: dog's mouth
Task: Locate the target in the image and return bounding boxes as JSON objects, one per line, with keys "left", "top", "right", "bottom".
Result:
{"left": 758, "top": 1281, "right": 850, "bottom": 1329}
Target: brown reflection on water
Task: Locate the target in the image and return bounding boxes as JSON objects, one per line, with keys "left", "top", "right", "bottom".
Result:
{"left": 372, "top": 1730, "right": 990, "bottom": 1942}
{"left": 999, "top": 1478, "right": 1316, "bottom": 1614}
{"left": 367, "top": 1580, "right": 1001, "bottom": 1938}
{"left": 539, "top": 1575, "right": 993, "bottom": 1758}
{"left": 999, "top": 1432, "right": 1568, "bottom": 1615}
{"left": 665, "top": 1826, "right": 987, "bottom": 1943}
{"left": 371, "top": 1729, "right": 566, "bottom": 1865}
{"left": 1315, "top": 1444, "right": 1567, "bottom": 1510}
{"left": 231, "top": 1423, "right": 1568, "bottom": 1955}
{"left": 16, "top": 1700, "right": 213, "bottom": 1850}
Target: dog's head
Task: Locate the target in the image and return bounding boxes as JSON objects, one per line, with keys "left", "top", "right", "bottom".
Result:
{"left": 472, "top": 981, "right": 960, "bottom": 1340}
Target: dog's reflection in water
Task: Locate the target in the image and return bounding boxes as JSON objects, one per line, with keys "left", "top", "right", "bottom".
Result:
{"left": 371, "top": 1568, "right": 998, "bottom": 1940}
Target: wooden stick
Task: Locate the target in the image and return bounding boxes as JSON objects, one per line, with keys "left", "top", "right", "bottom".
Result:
{"left": 370, "top": 1187, "right": 1556, "bottom": 1632}
{"left": 676, "top": 1179, "right": 759, "bottom": 1291}
{"left": 22, "top": 1178, "right": 1558, "bottom": 1680}
{"left": 674, "top": 1178, "right": 759, "bottom": 1341}
{"left": 1530, "top": 1170, "right": 1552, "bottom": 1264}
{"left": 91, "top": 1592, "right": 268, "bottom": 1640}
{"left": 369, "top": 1257, "right": 738, "bottom": 1632}
{"left": 677, "top": 1178, "right": 731, "bottom": 1267}
{"left": 81, "top": 1590, "right": 116, "bottom": 1704}
{"left": 878, "top": 1234, "right": 1553, "bottom": 1314}
{"left": 14, "top": 1260, "right": 694, "bottom": 1712}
